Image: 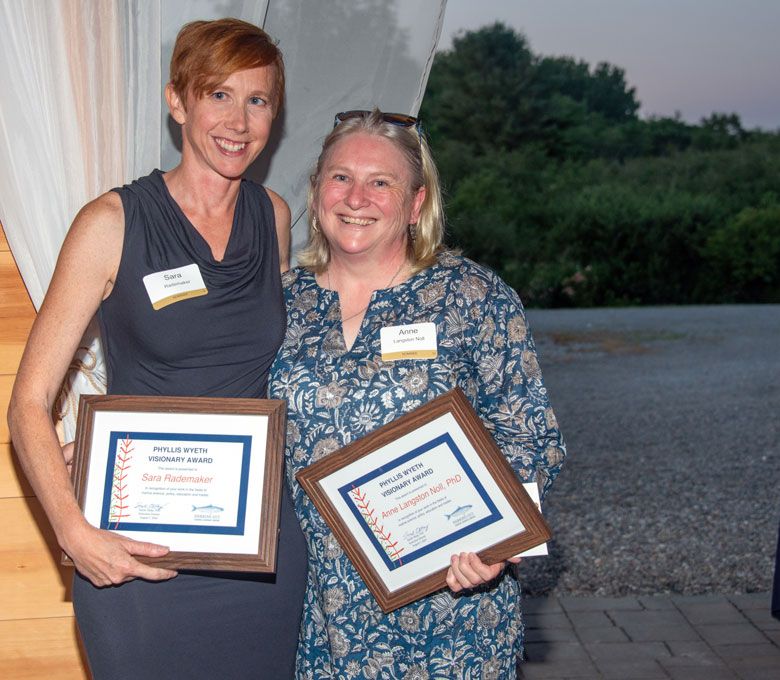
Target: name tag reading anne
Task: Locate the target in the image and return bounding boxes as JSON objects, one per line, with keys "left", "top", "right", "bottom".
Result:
{"left": 380, "top": 322, "right": 437, "bottom": 361}
{"left": 143, "top": 263, "right": 208, "bottom": 310}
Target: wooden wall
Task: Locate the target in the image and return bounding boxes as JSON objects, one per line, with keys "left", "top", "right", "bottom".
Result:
{"left": 0, "top": 223, "right": 90, "bottom": 678}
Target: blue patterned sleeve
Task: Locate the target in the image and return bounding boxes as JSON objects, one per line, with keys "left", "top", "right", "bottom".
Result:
{"left": 463, "top": 268, "right": 566, "bottom": 500}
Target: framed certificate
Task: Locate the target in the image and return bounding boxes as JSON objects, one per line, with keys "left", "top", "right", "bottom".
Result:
{"left": 296, "top": 387, "right": 551, "bottom": 612}
{"left": 67, "top": 394, "right": 286, "bottom": 572}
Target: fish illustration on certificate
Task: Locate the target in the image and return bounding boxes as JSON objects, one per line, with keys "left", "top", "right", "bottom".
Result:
{"left": 296, "top": 388, "right": 551, "bottom": 612}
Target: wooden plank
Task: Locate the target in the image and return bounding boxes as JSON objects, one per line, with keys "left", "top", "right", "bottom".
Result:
{"left": 0, "top": 220, "right": 8, "bottom": 251}
{"left": 0, "top": 497, "right": 76, "bottom": 620}
{"left": 0, "top": 249, "right": 36, "bottom": 375}
{"left": 1, "top": 442, "right": 33, "bottom": 498}
{"left": 0, "top": 250, "right": 36, "bottom": 313}
{"left": 0, "top": 617, "right": 89, "bottom": 679}
{"left": 1, "top": 374, "right": 13, "bottom": 443}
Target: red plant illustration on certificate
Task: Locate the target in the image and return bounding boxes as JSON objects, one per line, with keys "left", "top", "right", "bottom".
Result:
{"left": 108, "top": 435, "right": 133, "bottom": 529}
{"left": 349, "top": 485, "right": 405, "bottom": 565}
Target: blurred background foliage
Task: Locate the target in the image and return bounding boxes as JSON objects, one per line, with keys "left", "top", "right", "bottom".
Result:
{"left": 419, "top": 23, "right": 780, "bottom": 307}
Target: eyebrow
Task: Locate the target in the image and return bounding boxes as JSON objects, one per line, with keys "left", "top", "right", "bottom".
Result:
{"left": 326, "top": 163, "right": 403, "bottom": 180}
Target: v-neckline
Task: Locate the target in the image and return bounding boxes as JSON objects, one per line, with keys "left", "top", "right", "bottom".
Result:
{"left": 157, "top": 170, "right": 242, "bottom": 264}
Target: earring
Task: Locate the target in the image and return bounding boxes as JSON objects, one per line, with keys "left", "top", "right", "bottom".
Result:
{"left": 408, "top": 223, "right": 417, "bottom": 241}
{"left": 311, "top": 215, "right": 319, "bottom": 233}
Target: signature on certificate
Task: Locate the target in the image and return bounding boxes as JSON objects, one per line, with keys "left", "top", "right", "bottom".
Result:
{"left": 402, "top": 525, "right": 430, "bottom": 548}
{"left": 134, "top": 503, "right": 168, "bottom": 512}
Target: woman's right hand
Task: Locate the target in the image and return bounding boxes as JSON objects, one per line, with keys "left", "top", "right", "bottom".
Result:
{"left": 63, "top": 521, "right": 177, "bottom": 587}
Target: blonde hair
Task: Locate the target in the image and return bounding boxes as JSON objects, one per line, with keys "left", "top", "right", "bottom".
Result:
{"left": 297, "top": 110, "right": 445, "bottom": 274}
{"left": 169, "top": 18, "right": 285, "bottom": 117}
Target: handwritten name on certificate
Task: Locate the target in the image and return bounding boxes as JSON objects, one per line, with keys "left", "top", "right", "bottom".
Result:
{"left": 100, "top": 432, "right": 251, "bottom": 535}
{"left": 338, "top": 432, "right": 503, "bottom": 571}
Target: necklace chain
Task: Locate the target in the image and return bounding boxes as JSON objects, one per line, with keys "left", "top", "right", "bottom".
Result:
{"left": 327, "top": 260, "right": 406, "bottom": 323}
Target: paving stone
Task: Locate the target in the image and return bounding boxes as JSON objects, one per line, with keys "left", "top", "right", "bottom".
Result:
{"left": 611, "top": 609, "right": 689, "bottom": 628}
{"left": 523, "top": 641, "right": 592, "bottom": 663}
{"left": 525, "top": 612, "right": 573, "bottom": 630}
{"left": 662, "top": 654, "right": 725, "bottom": 668}
{"left": 724, "top": 656, "right": 780, "bottom": 680}
{"left": 523, "top": 596, "right": 564, "bottom": 615}
{"left": 592, "top": 659, "right": 669, "bottom": 679}
{"left": 518, "top": 660, "right": 602, "bottom": 679}
{"left": 698, "top": 623, "right": 768, "bottom": 646}
{"left": 728, "top": 593, "right": 774, "bottom": 610}
{"left": 584, "top": 641, "right": 670, "bottom": 661}
{"left": 576, "top": 625, "right": 630, "bottom": 643}
{"left": 517, "top": 593, "right": 779, "bottom": 679}
{"left": 671, "top": 594, "right": 731, "bottom": 605}
{"left": 524, "top": 626, "right": 580, "bottom": 643}
{"left": 663, "top": 665, "right": 738, "bottom": 680}
{"left": 666, "top": 639, "right": 723, "bottom": 663}
{"left": 711, "top": 642, "right": 780, "bottom": 659}
{"left": 624, "top": 623, "right": 701, "bottom": 643}
{"left": 561, "top": 596, "right": 642, "bottom": 612}
{"left": 638, "top": 595, "right": 676, "bottom": 610}
{"left": 568, "top": 611, "right": 615, "bottom": 628}
{"left": 674, "top": 599, "right": 747, "bottom": 625}
{"left": 740, "top": 606, "right": 780, "bottom": 632}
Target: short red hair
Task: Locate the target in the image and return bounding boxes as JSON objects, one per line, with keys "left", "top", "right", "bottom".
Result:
{"left": 169, "top": 18, "right": 285, "bottom": 117}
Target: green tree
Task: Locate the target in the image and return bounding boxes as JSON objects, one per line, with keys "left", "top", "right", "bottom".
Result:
{"left": 702, "top": 200, "right": 780, "bottom": 302}
{"left": 422, "top": 23, "right": 536, "bottom": 157}
{"left": 420, "top": 23, "right": 780, "bottom": 306}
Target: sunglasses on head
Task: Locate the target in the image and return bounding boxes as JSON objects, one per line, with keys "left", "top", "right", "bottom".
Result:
{"left": 333, "top": 110, "right": 421, "bottom": 133}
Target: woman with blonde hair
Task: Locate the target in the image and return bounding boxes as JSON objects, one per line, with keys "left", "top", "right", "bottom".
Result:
{"left": 270, "top": 110, "right": 565, "bottom": 677}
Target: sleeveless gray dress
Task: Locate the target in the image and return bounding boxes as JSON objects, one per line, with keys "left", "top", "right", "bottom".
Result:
{"left": 73, "top": 170, "right": 307, "bottom": 679}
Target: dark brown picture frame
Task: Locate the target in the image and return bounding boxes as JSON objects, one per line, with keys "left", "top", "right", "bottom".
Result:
{"left": 296, "top": 387, "right": 551, "bottom": 613}
{"left": 66, "top": 394, "right": 286, "bottom": 572}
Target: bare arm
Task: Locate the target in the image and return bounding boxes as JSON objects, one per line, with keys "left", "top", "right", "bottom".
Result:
{"left": 266, "top": 187, "right": 291, "bottom": 272}
{"left": 7, "top": 192, "right": 176, "bottom": 586}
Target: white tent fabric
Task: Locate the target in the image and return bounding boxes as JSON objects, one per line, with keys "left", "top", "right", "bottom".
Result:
{"left": 158, "top": 0, "right": 446, "bottom": 253}
{"left": 0, "top": 0, "right": 446, "bottom": 439}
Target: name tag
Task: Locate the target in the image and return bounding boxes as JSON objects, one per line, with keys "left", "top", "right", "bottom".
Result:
{"left": 380, "top": 322, "right": 437, "bottom": 361}
{"left": 143, "top": 263, "right": 208, "bottom": 310}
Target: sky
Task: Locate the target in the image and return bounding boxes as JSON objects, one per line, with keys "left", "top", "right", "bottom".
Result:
{"left": 438, "top": 0, "right": 780, "bottom": 131}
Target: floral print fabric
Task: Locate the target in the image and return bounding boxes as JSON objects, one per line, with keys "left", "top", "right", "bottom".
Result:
{"left": 270, "top": 253, "right": 565, "bottom": 679}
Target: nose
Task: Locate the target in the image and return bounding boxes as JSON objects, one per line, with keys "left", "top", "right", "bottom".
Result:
{"left": 227, "top": 104, "right": 249, "bottom": 134}
{"left": 345, "top": 182, "right": 369, "bottom": 209}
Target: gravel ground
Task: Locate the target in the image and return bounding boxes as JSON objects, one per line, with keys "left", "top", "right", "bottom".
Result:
{"left": 518, "top": 304, "right": 780, "bottom": 597}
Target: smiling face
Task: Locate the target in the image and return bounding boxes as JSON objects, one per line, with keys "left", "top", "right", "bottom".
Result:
{"left": 166, "top": 65, "right": 276, "bottom": 181}
{"left": 314, "top": 132, "right": 426, "bottom": 264}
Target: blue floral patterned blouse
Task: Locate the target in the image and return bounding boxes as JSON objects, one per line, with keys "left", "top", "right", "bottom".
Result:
{"left": 269, "top": 252, "right": 565, "bottom": 679}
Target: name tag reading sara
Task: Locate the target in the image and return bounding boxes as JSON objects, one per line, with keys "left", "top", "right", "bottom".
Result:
{"left": 380, "top": 322, "right": 438, "bottom": 361}
{"left": 143, "top": 263, "right": 208, "bottom": 310}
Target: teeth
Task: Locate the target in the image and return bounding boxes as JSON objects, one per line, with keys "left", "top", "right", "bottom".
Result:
{"left": 341, "top": 216, "right": 374, "bottom": 226}
{"left": 215, "top": 138, "right": 247, "bottom": 152}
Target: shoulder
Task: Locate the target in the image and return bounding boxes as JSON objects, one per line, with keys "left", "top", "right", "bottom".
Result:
{"left": 67, "top": 190, "right": 125, "bottom": 247}
{"left": 238, "top": 179, "right": 287, "bottom": 215}
{"left": 263, "top": 187, "right": 291, "bottom": 271}
{"left": 51, "top": 190, "right": 125, "bottom": 295}
{"left": 434, "top": 252, "right": 515, "bottom": 292}
{"left": 430, "top": 252, "right": 525, "bottom": 322}
{"left": 281, "top": 266, "right": 313, "bottom": 291}
{"left": 263, "top": 186, "right": 291, "bottom": 221}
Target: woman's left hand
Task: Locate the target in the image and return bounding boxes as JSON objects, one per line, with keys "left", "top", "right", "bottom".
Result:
{"left": 446, "top": 552, "right": 522, "bottom": 593}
